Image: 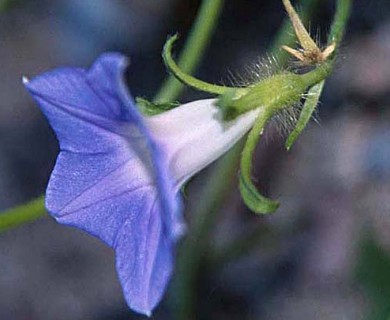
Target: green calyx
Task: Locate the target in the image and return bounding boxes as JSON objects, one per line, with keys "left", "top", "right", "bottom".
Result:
{"left": 235, "top": 63, "right": 331, "bottom": 214}
{"left": 162, "top": 33, "right": 331, "bottom": 123}
{"left": 236, "top": 64, "right": 330, "bottom": 214}
{"left": 136, "top": 97, "right": 179, "bottom": 116}
{"left": 217, "top": 62, "right": 332, "bottom": 121}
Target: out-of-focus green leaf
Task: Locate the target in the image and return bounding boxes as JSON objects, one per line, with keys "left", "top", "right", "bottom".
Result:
{"left": 356, "top": 237, "right": 390, "bottom": 320}
{"left": 0, "top": 0, "right": 20, "bottom": 12}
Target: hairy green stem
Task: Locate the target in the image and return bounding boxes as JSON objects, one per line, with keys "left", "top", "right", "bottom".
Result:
{"left": 216, "top": 0, "right": 352, "bottom": 266}
{"left": 154, "top": 0, "right": 224, "bottom": 103}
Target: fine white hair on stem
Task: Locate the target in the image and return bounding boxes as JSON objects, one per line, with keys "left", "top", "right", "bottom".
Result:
{"left": 271, "top": 103, "right": 303, "bottom": 138}
{"left": 224, "top": 54, "right": 283, "bottom": 87}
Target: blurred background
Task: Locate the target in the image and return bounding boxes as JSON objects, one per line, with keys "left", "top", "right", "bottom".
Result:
{"left": 0, "top": 0, "right": 390, "bottom": 319}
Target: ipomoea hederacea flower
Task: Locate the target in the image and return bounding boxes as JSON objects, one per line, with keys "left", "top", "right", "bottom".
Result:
{"left": 24, "top": 53, "right": 260, "bottom": 316}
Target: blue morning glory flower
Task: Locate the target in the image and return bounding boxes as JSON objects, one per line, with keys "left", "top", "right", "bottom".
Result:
{"left": 24, "top": 53, "right": 259, "bottom": 316}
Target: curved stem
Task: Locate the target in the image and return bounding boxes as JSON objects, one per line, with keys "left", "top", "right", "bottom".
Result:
{"left": 162, "top": 34, "right": 231, "bottom": 95}
{"left": 239, "top": 109, "right": 279, "bottom": 213}
{"left": 154, "top": 0, "right": 225, "bottom": 103}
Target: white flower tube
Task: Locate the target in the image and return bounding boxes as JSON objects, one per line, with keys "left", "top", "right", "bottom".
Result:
{"left": 145, "top": 99, "right": 260, "bottom": 188}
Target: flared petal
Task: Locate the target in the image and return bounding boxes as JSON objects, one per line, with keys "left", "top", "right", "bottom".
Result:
{"left": 145, "top": 99, "right": 261, "bottom": 187}
{"left": 25, "top": 53, "right": 182, "bottom": 315}
{"left": 115, "top": 189, "right": 174, "bottom": 315}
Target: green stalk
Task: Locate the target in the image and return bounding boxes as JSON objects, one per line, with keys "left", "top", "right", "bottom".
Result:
{"left": 162, "top": 34, "right": 232, "bottom": 95}
{"left": 328, "top": 0, "right": 352, "bottom": 46}
{"left": 0, "top": 196, "right": 45, "bottom": 232}
{"left": 154, "top": 0, "right": 224, "bottom": 103}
